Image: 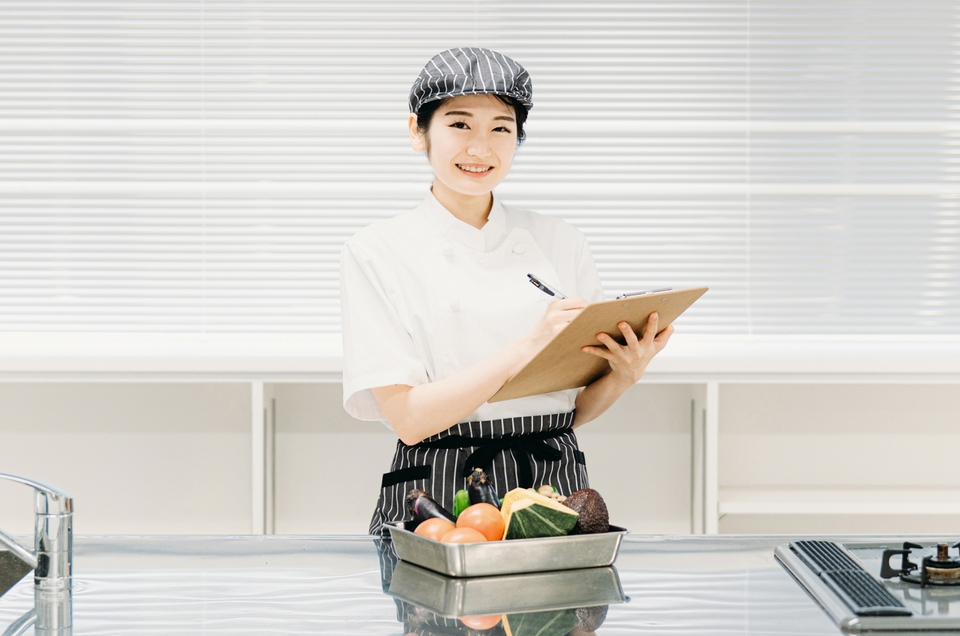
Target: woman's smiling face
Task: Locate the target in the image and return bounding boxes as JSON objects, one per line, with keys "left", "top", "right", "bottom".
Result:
{"left": 409, "top": 94, "right": 519, "bottom": 200}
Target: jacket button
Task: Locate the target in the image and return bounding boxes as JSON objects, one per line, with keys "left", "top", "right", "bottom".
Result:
{"left": 512, "top": 243, "right": 525, "bottom": 254}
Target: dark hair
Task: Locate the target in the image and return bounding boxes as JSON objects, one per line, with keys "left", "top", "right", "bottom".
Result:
{"left": 416, "top": 94, "right": 528, "bottom": 145}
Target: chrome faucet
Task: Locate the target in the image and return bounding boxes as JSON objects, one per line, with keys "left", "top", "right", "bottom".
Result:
{"left": 0, "top": 473, "right": 72, "bottom": 632}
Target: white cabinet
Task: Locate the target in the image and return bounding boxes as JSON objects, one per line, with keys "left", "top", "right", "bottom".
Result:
{"left": 1, "top": 333, "right": 958, "bottom": 535}
{"left": 658, "top": 336, "right": 960, "bottom": 534}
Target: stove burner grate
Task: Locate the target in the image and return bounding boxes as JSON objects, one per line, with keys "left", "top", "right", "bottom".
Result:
{"left": 881, "top": 542, "right": 960, "bottom": 587}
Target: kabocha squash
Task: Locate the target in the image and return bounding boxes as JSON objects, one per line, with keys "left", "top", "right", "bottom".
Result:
{"left": 503, "top": 609, "right": 579, "bottom": 636}
{"left": 500, "top": 488, "right": 579, "bottom": 540}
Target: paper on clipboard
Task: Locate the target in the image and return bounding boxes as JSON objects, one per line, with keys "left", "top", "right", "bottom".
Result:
{"left": 488, "top": 286, "right": 708, "bottom": 403}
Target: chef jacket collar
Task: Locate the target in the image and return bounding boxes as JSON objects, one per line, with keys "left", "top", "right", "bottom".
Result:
{"left": 417, "top": 189, "right": 508, "bottom": 253}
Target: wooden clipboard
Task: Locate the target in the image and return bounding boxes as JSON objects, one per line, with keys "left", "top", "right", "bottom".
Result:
{"left": 488, "top": 286, "right": 708, "bottom": 403}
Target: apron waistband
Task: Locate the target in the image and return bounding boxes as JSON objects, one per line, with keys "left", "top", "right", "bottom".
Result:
{"left": 408, "top": 412, "right": 575, "bottom": 489}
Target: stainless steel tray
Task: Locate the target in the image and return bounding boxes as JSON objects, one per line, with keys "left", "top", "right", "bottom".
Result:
{"left": 387, "top": 560, "right": 626, "bottom": 617}
{"left": 386, "top": 522, "right": 627, "bottom": 577}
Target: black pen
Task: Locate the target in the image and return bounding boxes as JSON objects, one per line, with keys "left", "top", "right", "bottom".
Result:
{"left": 527, "top": 273, "right": 568, "bottom": 299}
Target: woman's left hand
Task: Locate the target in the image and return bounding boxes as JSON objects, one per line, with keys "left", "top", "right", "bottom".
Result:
{"left": 580, "top": 312, "right": 674, "bottom": 388}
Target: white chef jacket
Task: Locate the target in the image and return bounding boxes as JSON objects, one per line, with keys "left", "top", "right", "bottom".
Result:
{"left": 340, "top": 190, "right": 605, "bottom": 424}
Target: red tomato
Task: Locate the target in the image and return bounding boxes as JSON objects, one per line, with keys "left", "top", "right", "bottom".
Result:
{"left": 456, "top": 503, "right": 505, "bottom": 541}
{"left": 460, "top": 614, "right": 503, "bottom": 630}
{"left": 414, "top": 518, "right": 456, "bottom": 541}
{"left": 440, "top": 527, "right": 487, "bottom": 544}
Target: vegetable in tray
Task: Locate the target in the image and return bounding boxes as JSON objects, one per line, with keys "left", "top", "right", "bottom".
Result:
{"left": 405, "top": 489, "right": 456, "bottom": 528}
{"left": 407, "top": 483, "right": 610, "bottom": 543}
{"left": 466, "top": 467, "right": 500, "bottom": 508}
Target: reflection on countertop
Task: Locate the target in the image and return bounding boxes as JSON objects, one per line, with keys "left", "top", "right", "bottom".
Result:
{"left": 0, "top": 534, "right": 862, "bottom": 634}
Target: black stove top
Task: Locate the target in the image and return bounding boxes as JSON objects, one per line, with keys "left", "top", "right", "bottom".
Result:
{"left": 776, "top": 538, "right": 960, "bottom": 632}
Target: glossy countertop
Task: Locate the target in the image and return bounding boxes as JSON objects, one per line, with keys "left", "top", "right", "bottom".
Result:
{"left": 0, "top": 533, "right": 893, "bottom": 634}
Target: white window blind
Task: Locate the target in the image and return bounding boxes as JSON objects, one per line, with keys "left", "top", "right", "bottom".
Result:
{"left": 1, "top": 1, "right": 957, "bottom": 334}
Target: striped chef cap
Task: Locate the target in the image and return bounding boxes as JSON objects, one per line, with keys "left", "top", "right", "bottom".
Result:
{"left": 409, "top": 48, "right": 533, "bottom": 114}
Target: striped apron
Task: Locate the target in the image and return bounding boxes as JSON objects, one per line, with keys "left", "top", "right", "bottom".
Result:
{"left": 369, "top": 410, "right": 588, "bottom": 535}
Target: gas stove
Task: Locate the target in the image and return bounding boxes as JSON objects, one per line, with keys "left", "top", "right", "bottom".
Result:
{"left": 881, "top": 541, "right": 960, "bottom": 588}
{"left": 776, "top": 538, "right": 960, "bottom": 632}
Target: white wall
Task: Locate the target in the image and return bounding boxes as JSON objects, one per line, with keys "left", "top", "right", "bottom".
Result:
{"left": 272, "top": 382, "right": 396, "bottom": 535}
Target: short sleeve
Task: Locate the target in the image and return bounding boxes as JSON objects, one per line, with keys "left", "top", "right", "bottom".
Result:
{"left": 340, "top": 240, "right": 430, "bottom": 421}
{"left": 575, "top": 235, "right": 606, "bottom": 303}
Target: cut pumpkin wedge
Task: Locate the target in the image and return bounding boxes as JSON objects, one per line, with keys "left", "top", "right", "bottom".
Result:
{"left": 500, "top": 488, "right": 579, "bottom": 540}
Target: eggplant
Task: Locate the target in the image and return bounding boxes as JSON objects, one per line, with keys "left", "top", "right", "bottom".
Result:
{"left": 405, "top": 489, "right": 456, "bottom": 525}
{"left": 466, "top": 468, "right": 500, "bottom": 509}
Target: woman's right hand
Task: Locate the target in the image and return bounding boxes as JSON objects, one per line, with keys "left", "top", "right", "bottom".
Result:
{"left": 522, "top": 296, "right": 588, "bottom": 356}
{"left": 374, "top": 295, "right": 589, "bottom": 445}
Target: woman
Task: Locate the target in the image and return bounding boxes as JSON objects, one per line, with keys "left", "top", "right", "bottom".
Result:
{"left": 341, "top": 48, "right": 673, "bottom": 534}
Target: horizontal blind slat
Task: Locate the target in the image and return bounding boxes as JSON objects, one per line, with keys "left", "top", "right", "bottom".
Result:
{"left": 1, "top": 1, "right": 958, "bottom": 333}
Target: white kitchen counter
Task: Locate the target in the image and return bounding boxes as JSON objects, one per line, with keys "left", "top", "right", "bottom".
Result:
{"left": 2, "top": 333, "right": 959, "bottom": 381}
